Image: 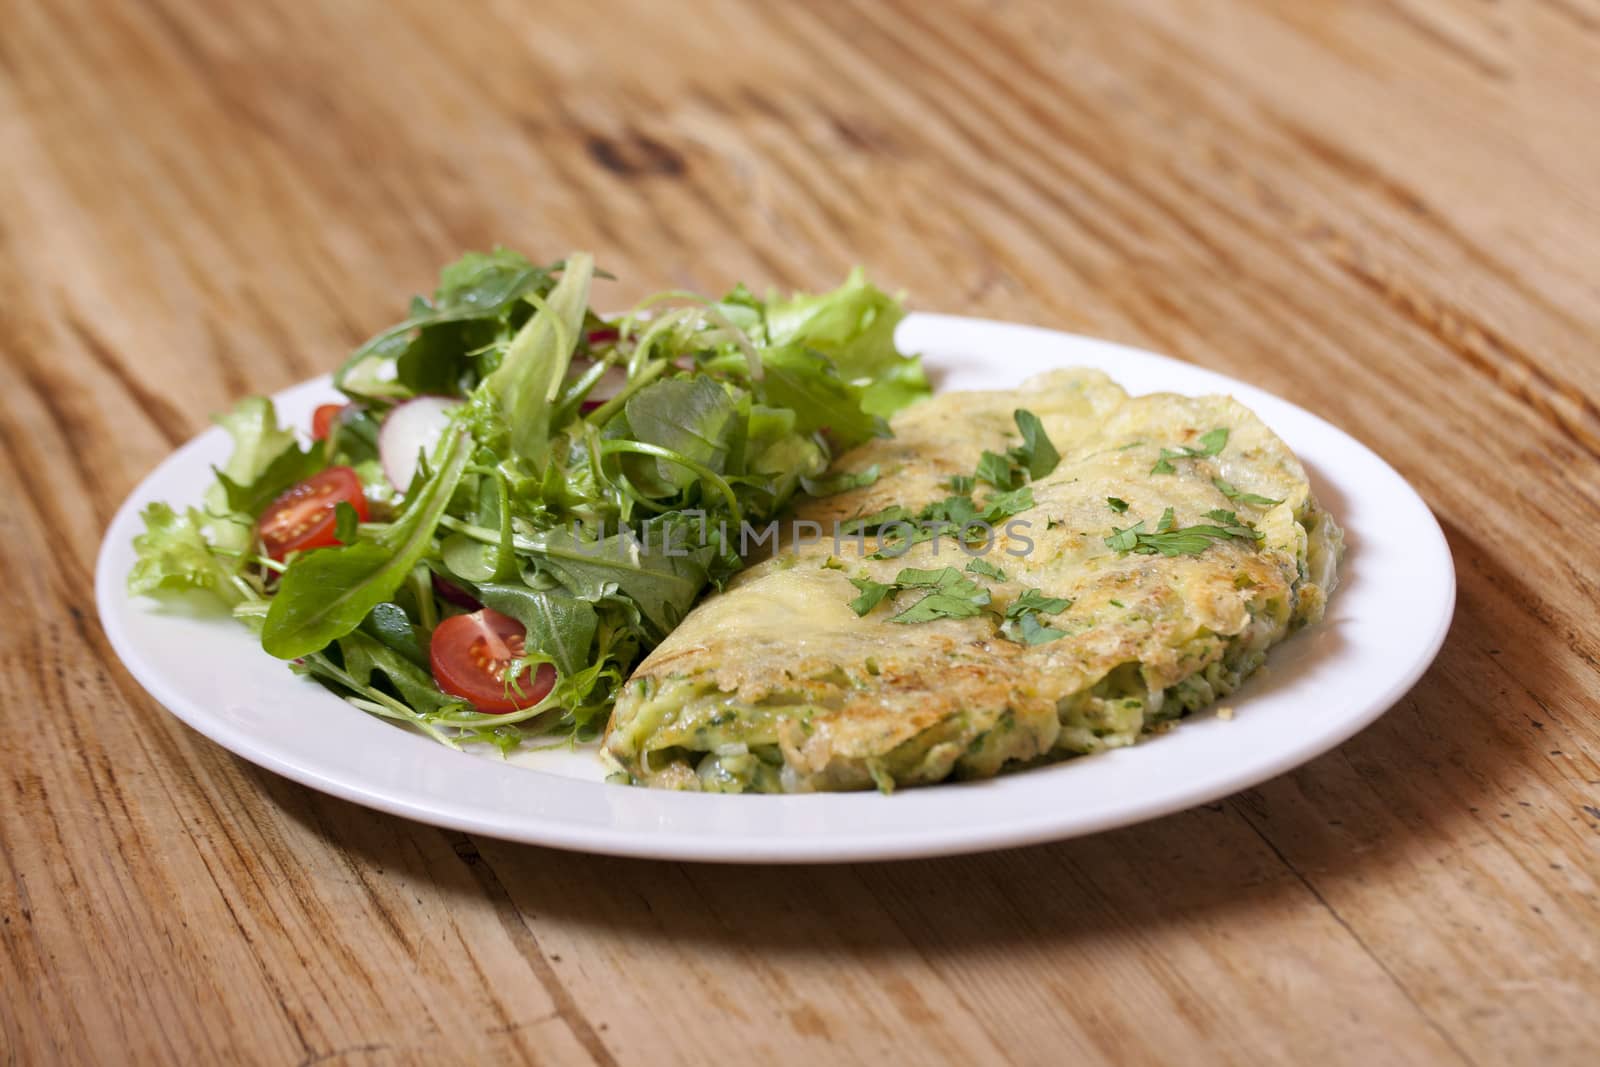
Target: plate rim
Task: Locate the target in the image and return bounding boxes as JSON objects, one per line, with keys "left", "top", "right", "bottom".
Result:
{"left": 94, "top": 313, "right": 1456, "bottom": 863}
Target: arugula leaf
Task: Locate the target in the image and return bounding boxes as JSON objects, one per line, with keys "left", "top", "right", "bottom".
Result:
{"left": 1106, "top": 496, "right": 1129, "bottom": 514}
{"left": 360, "top": 601, "right": 428, "bottom": 667}
{"left": 1213, "top": 477, "right": 1283, "bottom": 508}
{"left": 945, "top": 473, "right": 976, "bottom": 494}
{"left": 480, "top": 253, "right": 594, "bottom": 471}
{"left": 262, "top": 426, "right": 472, "bottom": 659}
{"left": 335, "top": 630, "right": 465, "bottom": 716}
{"left": 333, "top": 501, "right": 361, "bottom": 545}
{"left": 848, "top": 576, "right": 893, "bottom": 616}
{"left": 966, "top": 558, "right": 1006, "bottom": 580}
{"left": 530, "top": 526, "right": 711, "bottom": 642}
{"left": 335, "top": 249, "right": 559, "bottom": 399}
{"left": 623, "top": 376, "right": 740, "bottom": 492}
{"left": 474, "top": 583, "right": 599, "bottom": 678}
{"left": 758, "top": 343, "right": 886, "bottom": 452}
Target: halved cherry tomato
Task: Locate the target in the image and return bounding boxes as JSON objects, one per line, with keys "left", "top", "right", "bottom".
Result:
{"left": 257, "top": 466, "right": 368, "bottom": 560}
{"left": 311, "top": 403, "right": 348, "bottom": 441}
{"left": 429, "top": 608, "right": 556, "bottom": 713}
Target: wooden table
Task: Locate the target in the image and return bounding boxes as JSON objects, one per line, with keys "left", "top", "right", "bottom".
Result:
{"left": 4, "top": 1, "right": 1597, "bottom": 1062}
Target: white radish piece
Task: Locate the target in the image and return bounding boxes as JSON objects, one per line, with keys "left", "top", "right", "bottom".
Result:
{"left": 379, "top": 396, "right": 459, "bottom": 490}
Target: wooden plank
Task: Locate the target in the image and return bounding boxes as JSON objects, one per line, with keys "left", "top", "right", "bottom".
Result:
{"left": 1, "top": 0, "right": 1596, "bottom": 1062}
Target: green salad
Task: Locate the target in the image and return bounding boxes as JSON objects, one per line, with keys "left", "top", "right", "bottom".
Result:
{"left": 128, "top": 250, "right": 928, "bottom": 751}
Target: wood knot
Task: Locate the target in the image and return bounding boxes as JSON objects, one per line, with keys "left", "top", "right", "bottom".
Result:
{"left": 585, "top": 131, "right": 686, "bottom": 178}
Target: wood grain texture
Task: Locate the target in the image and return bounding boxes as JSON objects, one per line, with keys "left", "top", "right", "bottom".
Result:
{"left": 3, "top": 0, "right": 1598, "bottom": 1062}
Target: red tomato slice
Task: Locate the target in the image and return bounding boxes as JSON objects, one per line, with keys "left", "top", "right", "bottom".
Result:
{"left": 311, "top": 403, "right": 347, "bottom": 441}
{"left": 257, "top": 466, "right": 368, "bottom": 560}
{"left": 429, "top": 608, "right": 556, "bottom": 713}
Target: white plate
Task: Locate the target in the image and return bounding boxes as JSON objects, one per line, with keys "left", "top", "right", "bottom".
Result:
{"left": 95, "top": 315, "right": 1454, "bottom": 863}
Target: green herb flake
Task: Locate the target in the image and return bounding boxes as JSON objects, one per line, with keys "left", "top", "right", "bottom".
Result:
{"left": 966, "top": 558, "right": 1007, "bottom": 580}
{"left": 981, "top": 486, "right": 1035, "bottom": 523}
{"left": 1213, "top": 477, "right": 1283, "bottom": 508}
{"left": 1006, "top": 588, "right": 1072, "bottom": 619}
{"left": 975, "top": 450, "right": 1017, "bottom": 490}
{"left": 1106, "top": 497, "right": 1129, "bottom": 514}
{"left": 1151, "top": 427, "right": 1229, "bottom": 474}
{"left": 890, "top": 570, "right": 991, "bottom": 624}
{"left": 1011, "top": 409, "right": 1061, "bottom": 480}
{"left": 848, "top": 576, "right": 893, "bottom": 616}
{"left": 1002, "top": 611, "right": 1068, "bottom": 646}
{"left": 1103, "top": 508, "right": 1263, "bottom": 559}
{"left": 1194, "top": 427, "right": 1229, "bottom": 456}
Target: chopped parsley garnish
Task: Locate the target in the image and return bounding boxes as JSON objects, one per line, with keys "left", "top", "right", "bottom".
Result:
{"left": 888, "top": 567, "right": 991, "bottom": 623}
{"left": 1106, "top": 496, "right": 1129, "bottom": 513}
{"left": 853, "top": 410, "right": 1054, "bottom": 559}
{"left": 1152, "top": 427, "right": 1229, "bottom": 475}
{"left": 966, "top": 558, "right": 1007, "bottom": 580}
{"left": 1012, "top": 410, "right": 1061, "bottom": 480}
{"left": 999, "top": 586, "right": 1071, "bottom": 645}
{"left": 846, "top": 565, "right": 1069, "bottom": 645}
{"left": 1006, "top": 588, "right": 1072, "bottom": 617}
{"left": 848, "top": 576, "right": 893, "bottom": 615}
{"left": 1213, "top": 477, "right": 1282, "bottom": 508}
{"left": 974, "top": 410, "right": 1063, "bottom": 489}
{"left": 847, "top": 566, "right": 991, "bottom": 622}
{"left": 1104, "top": 505, "right": 1263, "bottom": 557}
{"left": 1003, "top": 612, "right": 1067, "bottom": 646}
{"left": 975, "top": 450, "right": 1019, "bottom": 490}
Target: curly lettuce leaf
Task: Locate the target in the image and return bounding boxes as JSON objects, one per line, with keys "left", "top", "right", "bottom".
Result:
{"left": 127, "top": 503, "right": 249, "bottom": 607}
{"left": 763, "top": 268, "right": 927, "bottom": 418}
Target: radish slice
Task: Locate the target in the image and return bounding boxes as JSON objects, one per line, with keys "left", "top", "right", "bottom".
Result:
{"left": 431, "top": 573, "right": 482, "bottom": 610}
{"left": 380, "top": 396, "right": 459, "bottom": 490}
{"left": 565, "top": 361, "right": 629, "bottom": 415}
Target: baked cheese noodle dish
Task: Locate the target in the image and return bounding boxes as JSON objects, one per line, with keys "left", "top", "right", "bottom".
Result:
{"left": 605, "top": 369, "right": 1344, "bottom": 793}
